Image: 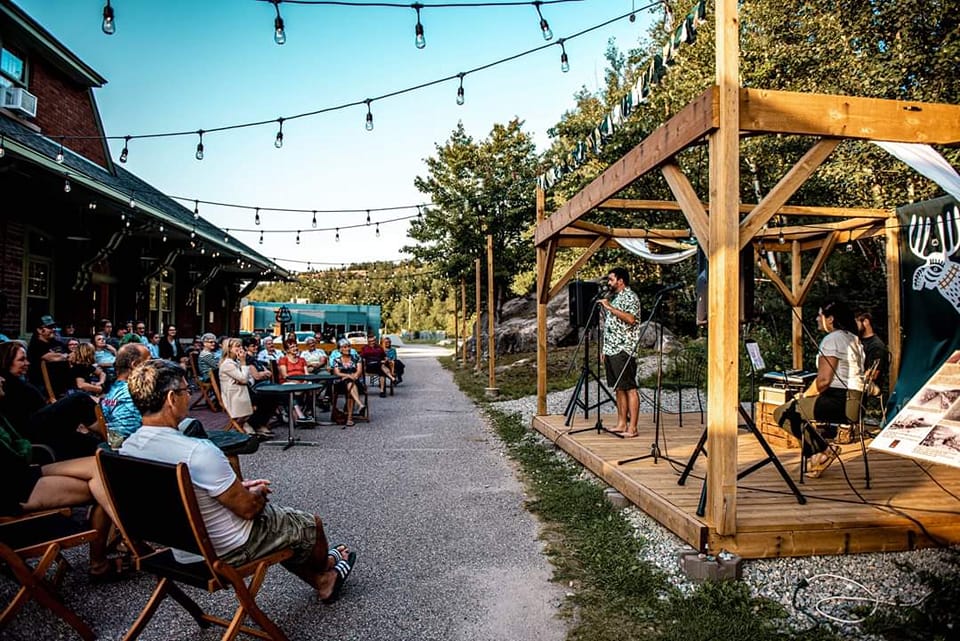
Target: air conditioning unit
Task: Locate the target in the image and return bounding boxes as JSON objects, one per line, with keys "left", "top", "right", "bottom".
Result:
{"left": 1, "top": 87, "right": 38, "bottom": 118}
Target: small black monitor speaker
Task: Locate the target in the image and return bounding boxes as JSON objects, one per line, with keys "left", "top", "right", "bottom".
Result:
{"left": 569, "top": 280, "right": 601, "bottom": 328}
{"left": 695, "top": 247, "right": 756, "bottom": 325}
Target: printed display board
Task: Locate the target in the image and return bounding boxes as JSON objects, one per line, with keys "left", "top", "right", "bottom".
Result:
{"left": 870, "top": 350, "right": 960, "bottom": 468}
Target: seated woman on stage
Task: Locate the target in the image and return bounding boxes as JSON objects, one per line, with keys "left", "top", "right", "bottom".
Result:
{"left": 774, "top": 299, "right": 865, "bottom": 478}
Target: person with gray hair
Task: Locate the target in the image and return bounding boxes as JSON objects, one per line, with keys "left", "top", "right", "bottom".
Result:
{"left": 197, "top": 333, "right": 219, "bottom": 382}
{"left": 121, "top": 360, "right": 356, "bottom": 602}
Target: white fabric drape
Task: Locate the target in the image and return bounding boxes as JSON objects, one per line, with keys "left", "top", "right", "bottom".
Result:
{"left": 872, "top": 141, "right": 960, "bottom": 203}
{"left": 614, "top": 238, "right": 697, "bottom": 264}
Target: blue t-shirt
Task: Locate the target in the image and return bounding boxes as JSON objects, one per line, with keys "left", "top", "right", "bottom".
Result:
{"left": 100, "top": 380, "right": 142, "bottom": 437}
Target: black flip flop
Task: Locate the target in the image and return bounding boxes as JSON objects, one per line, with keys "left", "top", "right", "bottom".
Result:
{"left": 322, "top": 551, "right": 357, "bottom": 604}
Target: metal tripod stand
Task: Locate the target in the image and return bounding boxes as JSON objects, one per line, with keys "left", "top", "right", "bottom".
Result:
{"left": 563, "top": 300, "right": 620, "bottom": 437}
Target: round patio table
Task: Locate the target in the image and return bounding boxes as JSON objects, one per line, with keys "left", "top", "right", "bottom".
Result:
{"left": 287, "top": 373, "right": 338, "bottom": 425}
{"left": 254, "top": 382, "right": 323, "bottom": 450}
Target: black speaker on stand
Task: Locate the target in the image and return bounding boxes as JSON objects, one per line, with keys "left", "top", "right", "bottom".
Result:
{"left": 568, "top": 280, "right": 601, "bottom": 328}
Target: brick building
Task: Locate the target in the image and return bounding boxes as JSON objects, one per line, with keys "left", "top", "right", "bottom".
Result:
{"left": 0, "top": 0, "right": 287, "bottom": 339}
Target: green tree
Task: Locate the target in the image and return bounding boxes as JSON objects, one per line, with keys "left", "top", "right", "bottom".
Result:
{"left": 405, "top": 119, "right": 540, "bottom": 318}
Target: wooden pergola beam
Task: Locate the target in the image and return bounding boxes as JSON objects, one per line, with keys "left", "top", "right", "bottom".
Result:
{"left": 599, "top": 198, "right": 889, "bottom": 219}
{"left": 547, "top": 236, "right": 608, "bottom": 300}
{"left": 739, "top": 138, "right": 841, "bottom": 248}
{"left": 534, "top": 87, "right": 718, "bottom": 247}
{"left": 662, "top": 163, "right": 711, "bottom": 254}
{"left": 740, "top": 88, "right": 960, "bottom": 144}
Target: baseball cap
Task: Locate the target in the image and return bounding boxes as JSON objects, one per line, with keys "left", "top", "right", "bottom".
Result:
{"left": 38, "top": 314, "right": 57, "bottom": 328}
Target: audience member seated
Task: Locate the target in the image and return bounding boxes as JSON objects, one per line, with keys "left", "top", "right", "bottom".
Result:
{"left": 93, "top": 332, "right": 117, "bottom": 369}
{"left": 67, "top": 343, "right": 106, "bottom": 398}
{"left": 197, "top": 333, "right": 220, "bottom": 382}
{"left": 158, "top": 325, "right": 189, "bottom": 367}
{"left": 360, "top": 334, "right": 393, "bottom": 398}
{"left": 278, "top": 341, "right": 311, "bottom": 422}
{"left": 257, "top": 336, "right": 284, "bottom": 363}
{"left": 328, "top": 338, "right": 359, "bottom": 364}
{"left": 26, "top": 314, "right": 66, "bottom": 388}
{"left": 332, "top": 340, "right": 365, "bottom": 426}
{"left": 0, "top": 341, "right": 99, "bottom": 460}
{"left": 0, "top": 374, "right": 120, "bottom": 581}
{"left": 121, "top": 360, "right": 356, "bottom": 600}
{"left": 65, "top": 338, "right": 80, "bottom": 355}
{"left": 242, "top": 337, "right": 278, "bottom": 438}
{"left": 302, "top": 337, "right": 329, "bottom": 373}
{"left": 218, "top": 338, "right": 257, "bottom": 435}
{"left": 382, "top": 336, "right": 404, "bottom": 384}
{"left": 99, "top": 318, "right": 120, "bottom": 350}
{"left": 100, "top": 344, "right": 152, "bottom": 441}
{"left": 147, "top": 331, "right": 161, "bottom": 358}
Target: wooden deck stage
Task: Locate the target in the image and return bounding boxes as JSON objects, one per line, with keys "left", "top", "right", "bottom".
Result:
{"left": 532, "top": 411, "right": 960, "bottom": 558}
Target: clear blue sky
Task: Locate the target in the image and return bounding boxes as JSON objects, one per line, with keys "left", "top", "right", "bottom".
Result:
{"left": 16, "top": 0, "right": 660, "bottom": 270}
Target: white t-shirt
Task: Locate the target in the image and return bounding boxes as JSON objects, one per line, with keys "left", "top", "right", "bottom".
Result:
{"left": 818, "top": 330, "right": 864, "bottom": 392}
{"left": 119, "top": 426, "right": 252, "bottom": 562}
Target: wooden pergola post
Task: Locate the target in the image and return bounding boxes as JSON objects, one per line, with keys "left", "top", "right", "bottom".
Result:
{"left": 475, "top": 258, "right": 482, "bottom": 372}
{"left": 536, "top": 187, "right": 548, "bottom": 415}
{"left": 461, "top": 277, "right": 467, "bottom": 366}
{"left": 791, "top": 240, "right": 803, "bottom": 369}
{"left": 705, "top": 0, "right": 740, "bottom": 535}
{"left": 486, "top": 233, "right": 498, "bottom": 396}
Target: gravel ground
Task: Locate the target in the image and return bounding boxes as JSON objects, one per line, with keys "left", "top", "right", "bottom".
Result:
{"left": 490, "top": 354, "right": 955, "bottom": 639}
{"left": 1, "top": 345, "right": 567, "bottom": 641}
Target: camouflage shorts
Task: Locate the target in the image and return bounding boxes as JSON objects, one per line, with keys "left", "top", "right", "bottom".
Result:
{"left": 220, "top": 503, "right": 318, "bottom": 566}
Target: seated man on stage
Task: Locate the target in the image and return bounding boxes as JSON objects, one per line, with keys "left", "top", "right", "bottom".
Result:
{"left": 121, "top": 359, "right": 356, "bottom": 602}
{"left": 598, "top": 267, "right": 641, "bottom": 437}
{"left": 774, "top": 299, "right": 865, "bottom": 478}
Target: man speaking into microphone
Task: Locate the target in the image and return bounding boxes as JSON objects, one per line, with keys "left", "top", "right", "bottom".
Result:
{"left": 598, "top": 267, "right": 641, "bottom": 437}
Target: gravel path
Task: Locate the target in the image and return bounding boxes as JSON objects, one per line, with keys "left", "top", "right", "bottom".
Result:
{"left": 490, "top": 356, "right": 955, "bottom": 639}
{"left": 1, "top": 345, "right": 566, "bottom": 641}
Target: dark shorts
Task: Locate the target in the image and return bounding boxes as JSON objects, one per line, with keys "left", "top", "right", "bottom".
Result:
{"left": 219, "top": 503, "right": 318, "bottom": 567}
{"left": 605, "top": 351, "right": 638, "bottom": 390}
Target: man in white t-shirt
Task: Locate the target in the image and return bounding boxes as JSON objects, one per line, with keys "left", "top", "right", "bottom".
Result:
{"left": 120, "top": 359, "right": 356, "bottom": 603}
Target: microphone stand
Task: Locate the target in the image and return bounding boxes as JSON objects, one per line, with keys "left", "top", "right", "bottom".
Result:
{"left": 564, "top": 289, "right": 620, "bottom": 437}
{"left": 617, "top": 287, "right": 685, "bottom": 466}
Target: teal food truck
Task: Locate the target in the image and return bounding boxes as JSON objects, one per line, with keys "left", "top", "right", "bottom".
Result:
{"left": 241, "top": 302, "right": 381, "bottom": 341}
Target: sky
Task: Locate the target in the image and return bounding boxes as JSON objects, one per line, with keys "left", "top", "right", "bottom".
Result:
{"left": 15, "top": 0, "right": 662, "bottom": 272}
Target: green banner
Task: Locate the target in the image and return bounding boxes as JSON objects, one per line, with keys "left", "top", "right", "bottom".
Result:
{"left": 891, "top": 196, "right": 960, "bottom": 413}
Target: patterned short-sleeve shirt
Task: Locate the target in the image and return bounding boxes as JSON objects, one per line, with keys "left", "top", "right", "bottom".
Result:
{"left": 603, "top": 287, "right": 641, "bottom": 355}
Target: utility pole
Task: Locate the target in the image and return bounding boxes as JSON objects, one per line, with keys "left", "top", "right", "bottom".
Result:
{"left": 474, "top": 258, "right": 481, "bottom": 372}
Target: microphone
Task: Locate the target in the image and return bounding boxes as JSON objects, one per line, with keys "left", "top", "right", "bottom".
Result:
{"left": 592, "top": 285, "right": 610, "bottom": 302}
{"left": 658, "top": 282, "right": 682, "bottom": 293}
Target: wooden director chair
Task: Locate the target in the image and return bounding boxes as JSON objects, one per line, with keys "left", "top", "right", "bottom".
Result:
{"left": 188, "top": 351, "right": 219, "bottom": 412}
{"left": 96, "top": 449, "right": 293, "bottom": 641}
{"left": 0, "top": 510, "right": 99, "bottom": 640}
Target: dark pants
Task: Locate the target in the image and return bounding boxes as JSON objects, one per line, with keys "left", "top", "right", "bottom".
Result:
{"left": 249, "top": 384, "right": 282, "bottom": 429}
{"left": 26, "top": 393, "right": 99, "bottom": 460}
{"left": 774, "top": 388, "right": 862, "bottom": 457}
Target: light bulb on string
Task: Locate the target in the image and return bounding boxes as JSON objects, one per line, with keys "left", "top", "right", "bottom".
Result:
{"left": 296, "top": 230, "right": 301, "bottom": 245}
{"left": 88, "top": 201, "right": 97, "bottom": 210}
{"left": 56, "top": 139, "right": 64, "bottom": 163}
{"left": 162, "top": 233, "right": 167, "bottom": 243}
{"left": 200, "top": 245, "right": 205, "bottom": 255}
{"left": 456, "top": 73, "right": 465, "bottom": 106}
{"left": 417, "top": 205, "right": 423, "bottom": 220}
{"left": 190, "top": 227, "right": 196, "bottom": 239}
{"left": 559, "top": 40, "right": 569, "bottom": 72}
{"left": 274, "top": 118, "right": 284, "bottom": 148}
{"left": 364, "top": 100, "right": 374, "bottom": 131}
{"left": 63, "top": 174, "right": 71, "bottom": 193}
{"left": 158, "top": 223, "right": 164, "bottom": 233}
{"left": 778, "top": 231, "right": 785, "bottom": 245}
{"left": 101, "top": 0, "right": 115, "bottom": 35}
{"left": 311, "top": 211, "right": 317, "bottom": 228}
{"left": 375, "top": 223, "right": 380, "bottom": 238}
{"left": 119, "top": 136, "right": 130, "bottom": 163}
{"left": 193, "top": 200, "right": 200, "bottom": 219}
{"left": 366, "top": 210, "right": 371, "bottom": 225}
{"left": 254, "top": 208, "right": 261, "bottom": 225}
{"left": 224, "top": 230, "right": 229, "bottom": 243}
{"left": 413, "top": 3, "right": 426, "bottom": 49}
{"left": 259, "top": 231, "right": 264, "bottom": 245}
{"left": 335, "top": 228, "right": 340, "bottom": 242}
{"left": 129, "top": 196, "right": 136, "bottom": 209}
{"left": 533, "top": 1, "right": 552, "bottom": 40}
{"left": 846, "top": 241, "right": 854, "bottom": 253}
{"left": 195, "top": 130, "right": 204, "bottom": 160}
{"left": 272, "top": 1, "right": 286, "bottom": 45}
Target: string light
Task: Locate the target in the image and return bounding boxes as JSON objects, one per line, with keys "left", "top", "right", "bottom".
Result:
{"left": 274, "top": 118, "right": 284, "bottom": 148}
{"left": 364, "top": 99, "right": 374, "bottom": 131}
{"left": 193, "top": 200, "right": 200, "bottom": 219}
{"left": 195, "top": 130, "right": 204, "bottom": 160}
{"left": 260, "top": 230, "right": 264, "bottom": 244}
{"left": 417, "top": 206, "right": 423, "bottom": 220}
{"left": 119, "top": 136, "right": 130, "bottom": 163}
{"left": 312, "top": 211, "right": 317, "bottom": 228}
{"left": 272, "top": 0, "right": 286, "bottom": 44}
{"left": 413, "top": 3, "right": 426, "bottom": 49}
{"left": 375, "top": 222, "right": 380, "bottom": 237}
{"left": 456, "top": 73, "right": 465, "bottom": 105}
{"left": 101, "top": 1, "right": 115, "bottom": 35}
{"left": 56, "top": 138, "right": 64, "bottom": 163}
{"left": 558, "top": 38, "right": 569, "bottom": 72}
{"left": 255, "top": 207, "right": 261, "bottom": 225}
{"left": 335, "top": 228, "right": 340, "bottom": 242}
{"left": 296, "top": 230, "right": 301, "bottom": 244}
{"left": 190, "top": 226, "right": 196, "bottom": 239}
{"left": 366, "top": 210, "right": 371, "bottom": 225}
{"left": 533, "top": 1, "right": 553, "bottom": 40}
{"left": 89, "top": 201, "right": 97, "bottom": 209}
{"left": 63, "top": 173, "right": 71, "bottom": 193}
{"left": 128, "top": 195, "right": 136, "bottom": 209}
{"left": 224, "top": 230, "right": 230, "bottom": 243}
